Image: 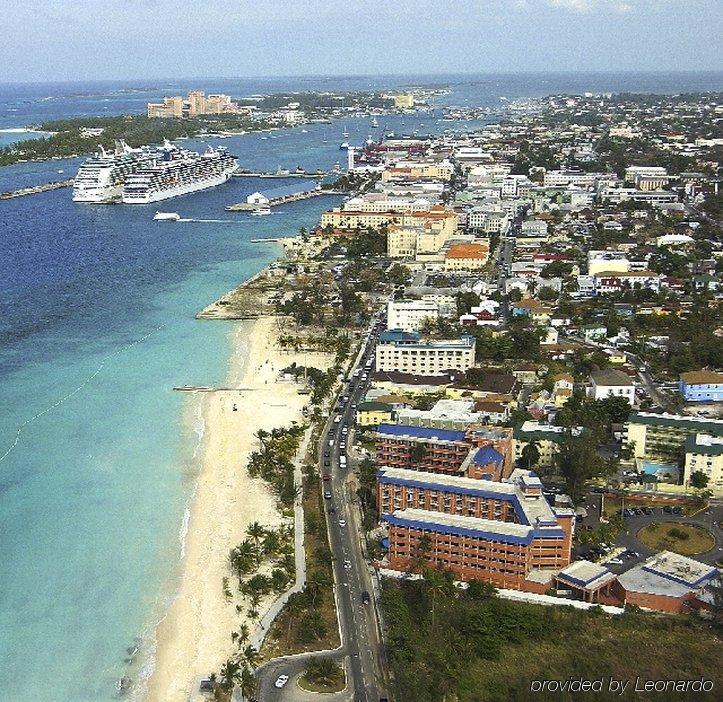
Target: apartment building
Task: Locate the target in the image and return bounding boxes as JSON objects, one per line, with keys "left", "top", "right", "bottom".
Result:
{"left": 375, "top": 331, "right": 476, "bottom": 375}
{"left": 513, "top": 421, "right": 581, "bottom": 468}
{"left": 379, "top": 470, "right": 574, "bottom": 589}
{"left": 625, "top": 412, "right": 723, "bottom": 460}
{"left": 543, "top": 169, "right": 607, "bottom": 187}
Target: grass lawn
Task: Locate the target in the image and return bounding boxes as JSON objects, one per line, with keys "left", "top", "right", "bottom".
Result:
{"left": 637, "top": 521, "right": 716, "bottom": 556}
{"left": 298, "top": 666, "right": 346, "bottom": 693}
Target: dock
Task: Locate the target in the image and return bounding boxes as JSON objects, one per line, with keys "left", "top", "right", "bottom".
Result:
{"left": 226, "top": 188, "right": 334, "bottom": 211}
{"left": 233, "top": 170, "right": 326, "bottom": 179}
{"left": 0, "top": 178, "right": 74, "bottom": 200}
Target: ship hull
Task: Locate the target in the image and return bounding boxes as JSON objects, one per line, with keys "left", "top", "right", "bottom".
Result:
{"left": 122, "top": 169, "right": 234, "bottom": 204}
{"left": 72, "top": 183, "right": 123, "bottom": 203}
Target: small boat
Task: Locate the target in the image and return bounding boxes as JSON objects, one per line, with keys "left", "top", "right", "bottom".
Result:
{"left": 339, "top": 141, "right": 349, "bottom": 150}
{"left": 250, "top": 207, "right": 271, "bottom": 216}
{"left": 342, "top": 126, "right": 349, "bottom": 138}
{"left": 371, "top": 117, "right": 379, "bottom": 127}
{"left": 365, "top": 135, "right": 374, "bottom": 146}
{"left": 153, "top": 211, "right": 181, "bottom": 221}
{"left": 116, "top": 677, "right": 132, "bottom": 696}
{"left": 300, "top": 129, "right": 308, "bottom": 133}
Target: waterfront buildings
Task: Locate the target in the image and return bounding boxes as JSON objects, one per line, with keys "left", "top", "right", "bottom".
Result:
{"left": 147, "top": 90, "right": 239, "bottom": 118}
{"left": 375, "top": 331, "right": 476, "bottom": 375}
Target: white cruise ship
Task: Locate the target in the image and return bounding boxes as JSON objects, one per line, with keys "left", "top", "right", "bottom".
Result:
{"left": 122, "top": 142, "right": 237, "bottom": 204}
{"left": 73, "top": 141, "right": 160, "bottom": 203}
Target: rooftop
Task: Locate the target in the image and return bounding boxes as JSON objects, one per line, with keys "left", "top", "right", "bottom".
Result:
{"left": 375, "top": 423, "right": 469, "bottom": 444}
{"left": 377, "top": 466, "right": 559, "bottom": 527}
{"left": 618, "top": 551, "right": 718, "bottom": 599}
{"left": 446, "top": 243, "right": 490, "bottom": 259}
{"left": 627, "top": 412, "right": 723, "bottom": 436}
{"left": 680, "top": 370, "right": 723, "bottom": 385}
{"left": 557, "top": 561, "right": 616, "bottom": 590}
{"left": 590, "top": 368, "right": 635, "bottom": 387}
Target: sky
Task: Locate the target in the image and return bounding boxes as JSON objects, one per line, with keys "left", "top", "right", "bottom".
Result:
{"left": 1, "top": 0, "right": 721, "bottom": 83}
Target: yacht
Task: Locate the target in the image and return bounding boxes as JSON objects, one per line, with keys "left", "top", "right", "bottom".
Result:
{"left": 153, "top": 211, "right": 181, "bottom": 221}
{"left": 339, "top": 141, "right": 349, "bottom": 150}
{"left": 250, "top": 206, "right": 271, "bottom": 216}
{"left": 73, "top": 141, "right": 159, "bottom": 203}
{"left": 342, "top": 126, "right": 349, "bottom": 138}
{"left": 371, "top": 117, "right": 379, "bottom": 128}
{"left": 122, "top": 141, "right": 237, "bottom": 204}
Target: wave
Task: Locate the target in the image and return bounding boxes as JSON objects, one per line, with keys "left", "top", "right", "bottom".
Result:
{"left": 0, "top": 324, "right": 165, "bottom": 465}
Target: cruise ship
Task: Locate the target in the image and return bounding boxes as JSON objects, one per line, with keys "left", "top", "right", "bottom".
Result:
{"left": 122, "top": 142, "right": 237, "bottom": 204}
{"left": 72, "top": 141, "right": 160, "bottom": 203}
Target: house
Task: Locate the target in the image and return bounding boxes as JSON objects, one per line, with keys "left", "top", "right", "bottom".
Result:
{"left": 552, "top": 373, "right": 574, "bottom": 407}
{"left": 589, "top": 369, "right": 635, "bottom": 403}
{"left": 356, "top": 401, "right": 394, "bottom": 427}
{"left": 679, "top": 370, "right": 723, "bottom": 403}
{"left": 582, "top": 324, "right": 607, "bottom": 343}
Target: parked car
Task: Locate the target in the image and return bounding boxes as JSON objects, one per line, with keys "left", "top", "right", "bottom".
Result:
{"left": 322, "top": 474, "right": 331, "bottom": 481}
{"left": 663, "top": 506, "right": 672, "bottom": 514}
{"left": 607, "top": 557, "right": 624, "bottom": 565}
{"left": 361, "top": 591, "right": 371, "bottom": 605}
{"left": 324, "top": 491, "right": 332, "bottom": 499}
{"left": 642, "top": 507, "right": 653, "bottom": 515}
{"left": 338, "top": 519, "right": 346, "bottom": 527}
{"left": 275, "top": 675, "right": 290, "bottom": 689}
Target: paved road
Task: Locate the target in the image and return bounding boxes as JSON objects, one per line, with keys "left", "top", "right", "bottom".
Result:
{"left": 255, "top": 315, "right": 389, "bottom": 702}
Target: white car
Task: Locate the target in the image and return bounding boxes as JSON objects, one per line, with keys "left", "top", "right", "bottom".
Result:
{"left": 606, "top": 557, "right": 623, "bottom": 565}
{"left": 274, "top": 674, "right": 289, "bottom": 688}
{"left": 338, "top": 519, "right": 347, "bottom": 527}
{"left": 343, "top": 559, "right": 352, "bottom": 570}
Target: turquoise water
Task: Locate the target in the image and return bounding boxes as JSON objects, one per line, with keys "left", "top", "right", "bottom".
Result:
{"left": 639, "top": 460, "right": 680, "bottom": 482}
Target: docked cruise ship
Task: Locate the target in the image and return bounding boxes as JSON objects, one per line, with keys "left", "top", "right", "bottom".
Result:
{"left": 72, "top": 141, "right": 160, "bottom": 203}
{"left": 122, "top": 142, "right": 237, "bottom": 204}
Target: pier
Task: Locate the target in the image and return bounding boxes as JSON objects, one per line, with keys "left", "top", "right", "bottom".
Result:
{"left": 226, "top": 187, "right": 335, "bottom": 211}
{"left": 0, "top": 178, "right": 74, "bottom": 200}
{"left": 233, "top": 169, "right": 327, "bottom": 179}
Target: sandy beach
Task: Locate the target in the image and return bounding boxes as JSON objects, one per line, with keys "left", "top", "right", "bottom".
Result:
{"left": 145, "top": 316, "right": 329, "bottom": 701}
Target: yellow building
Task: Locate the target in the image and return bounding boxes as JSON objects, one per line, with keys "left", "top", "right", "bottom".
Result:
{"left": 552, "top": 373, "right": 574, "bottom": 407}
{"left": 147, "top": 96, "right": 184, "bottom": 118}
{"left": 356, "top": 401, "right": 394, "bottom": 427}
{"left": 392, "top": 93, "right": 415, "bottom": 109}
{"left": 381, "top": 161, "right": 453, "bottom": 182}
{"left": 444, "top": 242, "right": 490, "bottom": 271}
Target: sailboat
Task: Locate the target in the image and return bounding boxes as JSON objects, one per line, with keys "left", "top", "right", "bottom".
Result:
{"left": 371, "top": 117, "right": 379, "bottom": 128}
{"left": 342, "top": 126, "right": 349, "bottom": 138}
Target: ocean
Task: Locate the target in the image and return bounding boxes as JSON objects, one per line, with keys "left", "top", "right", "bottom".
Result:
{"left": 0, "top": 72, "right": 721, "bottom": 701}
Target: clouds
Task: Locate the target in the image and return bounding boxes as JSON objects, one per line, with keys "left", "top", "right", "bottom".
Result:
{"left": 545, "top": 0, "right": 673, "bottom": 12}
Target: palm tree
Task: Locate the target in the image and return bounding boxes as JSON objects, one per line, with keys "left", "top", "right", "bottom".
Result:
{"left": 521, "top": 440, "right": 540, "bottom": 469}
{"left": 238, "top": 665, "right": 258, "bottom": 702}
{"left": 218, "top": 658, "right": 241, "bottom": 691}
{"left": 241, "top": 644, "right": 259, "bottom": 669}
{"left": 237, "top": 623, "right": 250, "bottom": 646}
{"left": 246, "top": 522, "right": 265, "bottom": 550}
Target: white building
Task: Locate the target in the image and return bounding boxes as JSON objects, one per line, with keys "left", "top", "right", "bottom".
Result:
{"left": 387, "top": 299, "right": 439, "bottom": 333}
{"left": 375, "top": 332, "right": 476, "bottom": 375}
{"left": 588, "top": 369, "right": 635, "bottom": 403}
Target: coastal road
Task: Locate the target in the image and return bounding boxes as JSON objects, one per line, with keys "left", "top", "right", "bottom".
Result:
{"left": 256, "top": 315, "right": 389, "bottom": 702}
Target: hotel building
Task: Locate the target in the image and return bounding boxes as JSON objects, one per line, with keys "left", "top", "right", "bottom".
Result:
{"left": 375, "top": 331, "right": 475, "bottom": 375}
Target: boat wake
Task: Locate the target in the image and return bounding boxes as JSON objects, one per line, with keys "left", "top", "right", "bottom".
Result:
{"left": 0, "top": 324, "right": 166, "bottom": 465}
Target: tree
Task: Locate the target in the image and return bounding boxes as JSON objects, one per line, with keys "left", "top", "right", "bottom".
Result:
{"left": 304, "top": 657, "right": 341, "bottom": 686}
{"left": 520, "top": 441, "right": 540, "bottom": 469}
{"left": 246, "top": 522, "right": 265, "bottom": 549}
{"left": 556, "top": 433, "right": 607, "bottom": 502}
{"left": 410, "top": 443, "right": 427, "bottom": 464}
{"left": 238, "top": 665, "right": 258, "bottom": 702}
{"left": 689, "top": 471, "right": 709, "bottom": 490}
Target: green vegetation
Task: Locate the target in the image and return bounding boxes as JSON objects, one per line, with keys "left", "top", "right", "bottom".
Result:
{"left": 298, "top": 657, "right": 346, "bottom": 693}
{"left": 247, "top": 425, "right": 305, "bottom": 509}
{"left": 382, "top": 573, "right": 722, "bottom": 702}
{"left": 0, "top": 113, "right": 272, "bottom": 166}
{"left": 638, "top": 522, "right": 715, "bottom": 556}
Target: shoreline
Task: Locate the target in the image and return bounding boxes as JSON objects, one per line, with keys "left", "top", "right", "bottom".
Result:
{"left": 143, "top": 316, "right": 330, "bottom": 701}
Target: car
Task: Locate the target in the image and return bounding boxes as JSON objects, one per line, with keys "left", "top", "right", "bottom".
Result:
{"left": 338, "top": 519, "right": 346, "bottom": 527}
{"left": 663, "top": 505, "right": 672, "bottom": 514}
{"left": 322, "top": 474, "right": 331, "bottom": 481}
{"left": 324, "top": 451, "right": 330, "bottom": 458}
{"left": 361, "top": 591, "right": 371, "bottom": 605}
{"left": 642, "top": 507, "right": 653, "bottom": 515}
{"left": 199, "top": 678, "right": 214, "bottom": 692}
{"left": 607, "top": 558, "right": 623, "bottom": 565}
{"left": 324, "top": 491, "right": 332, "bottom": 499}
{"left": 334, "top": 415, "right": 342, "bottom": 423}
{"left": 343, "top": 559, "right": 352, "bottom": 570}
{"left": 672, "top": 506, "right": 683, "bottom": 515}
{"left": 274, "top": 675, "right": 290, "bottom": 689}
{"left": 341, "top": 426, "right": 349, "bottom": 435}
{"left": 324, "top": 460, "right": 330, "bottom": 467}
